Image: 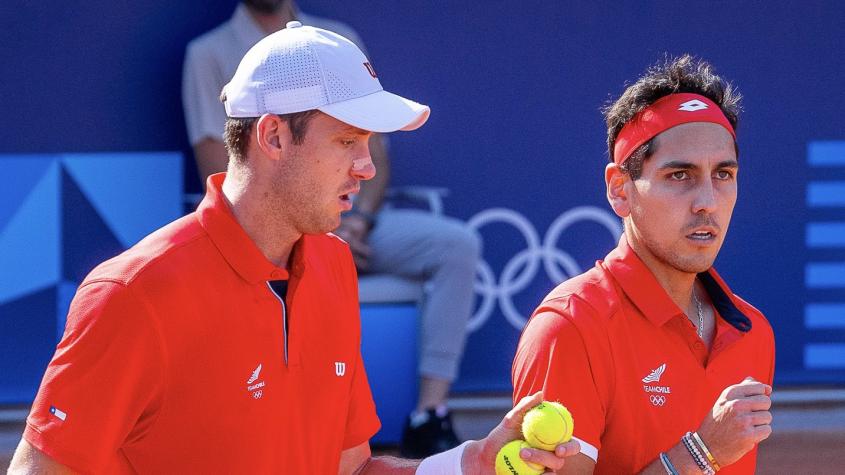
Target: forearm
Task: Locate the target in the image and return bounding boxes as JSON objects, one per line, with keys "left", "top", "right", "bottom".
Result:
{"left": 354, "top": 134, "right": 389, "bottom": 214}
{"left": 9, "top": 439, "right": 78, "bottom": 475}
{"left": 351, "top": 442, "right": 467, "bottom": 475}
{"left": 349, "top": 392, "right": 580, "bottom": 475}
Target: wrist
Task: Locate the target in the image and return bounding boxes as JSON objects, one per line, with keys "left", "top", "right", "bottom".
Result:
{"left": 662, "top": 442, "right": 705, "bottom": 475}
{"left": 681, "top": 432, "right": 715, "bottom": 475}
{"left": 691, "top": 432, "right": 721, "bottom": 471}
{"left": 417, "top": 440, "right": 472, "bottom": 475}
{"left": 460, "top": 440, "right": 487, "bottom": 475}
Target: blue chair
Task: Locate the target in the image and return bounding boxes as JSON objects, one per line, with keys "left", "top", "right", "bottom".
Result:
{"left": 358, "top": 186, "right": 448, "bottom": 445}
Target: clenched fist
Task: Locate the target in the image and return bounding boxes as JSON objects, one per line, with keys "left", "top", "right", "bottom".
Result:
{"left": 697, "top": 376, "right": 773, "bottom": 467}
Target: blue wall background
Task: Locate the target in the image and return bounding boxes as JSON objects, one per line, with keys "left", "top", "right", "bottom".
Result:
{"left": 2, "top": 1, "right": 843, "bottom": 393}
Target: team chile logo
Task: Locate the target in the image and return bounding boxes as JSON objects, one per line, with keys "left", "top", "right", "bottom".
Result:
{"left": 247, "top": 363, "right": 265, "bottom": 399}
{"left": 642, "top": 363, "right": 671, "bottom": 407}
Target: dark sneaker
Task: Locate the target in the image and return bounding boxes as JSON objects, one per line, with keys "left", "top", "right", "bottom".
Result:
{"left": 399, "top": 407, "right": 461, "bottom": 458}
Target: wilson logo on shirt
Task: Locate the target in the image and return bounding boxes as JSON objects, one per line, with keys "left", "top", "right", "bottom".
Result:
{"left": 642, "top": 363, "right": 671, "bottom": 406}
{"left": 247, "top": 363, "right": 265, "bottom": 399}
{"left": 335, "top": 361, "right": 346, "bottom": 377}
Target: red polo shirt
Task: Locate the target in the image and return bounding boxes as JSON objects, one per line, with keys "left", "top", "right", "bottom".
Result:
{"left": 512, "top": 236, "right": 774, "bottom": 474}
{"left": 25, "top": 173, "right": 380, "bottom": 474}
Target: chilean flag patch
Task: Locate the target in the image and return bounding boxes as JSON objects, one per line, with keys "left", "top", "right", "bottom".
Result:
{"left": 49, "top": 406, "right": 67, "bottom": 421}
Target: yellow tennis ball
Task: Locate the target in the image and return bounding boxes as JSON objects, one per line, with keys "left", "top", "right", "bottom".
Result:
{"left": 495, "top": 440, "right": 544, "bottom": 475}
{"left": 522, "top": 401, "right": 574, "bottom": 451}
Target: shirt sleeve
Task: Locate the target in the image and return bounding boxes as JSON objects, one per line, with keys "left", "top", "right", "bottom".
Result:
{"left": 337, "top": 245, "right": 380, "bottom": 449}
{"left": 764, "top": 321, "right": 776, "bottom": 386}
{"left": 512, "top": 298, "right": 609, "bottom": 460}
{"left": 342, "top": 349, "right": 381, "bottom": 449}
{"left": 182, "top": 40, "right": 228, "bottom": 146}
{"left": 24, "top": 281, "right": 165, "bottom": 473}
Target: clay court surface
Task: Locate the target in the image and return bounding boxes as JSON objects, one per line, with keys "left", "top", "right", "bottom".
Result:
{"left": 756, "top": 431, "right": 842, "bottom": 473}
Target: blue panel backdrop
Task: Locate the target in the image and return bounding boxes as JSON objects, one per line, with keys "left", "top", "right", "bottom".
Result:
{"left": 0, "top": 153, "right": 182, "bottom": 402}
{"left": 1, "top": 1, "right": 843, "bottom": 396}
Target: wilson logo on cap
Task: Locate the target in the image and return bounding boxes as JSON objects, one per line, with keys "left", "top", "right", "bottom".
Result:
{"left": 363, "top": 62, "right": 378, "bottom": 79}
{"left": 223, "top": 23, "right": 429, "bottom": 132}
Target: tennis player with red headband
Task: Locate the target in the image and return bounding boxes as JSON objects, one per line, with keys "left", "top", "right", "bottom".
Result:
{"left": 512, "top": 55, "right": 775, "bottom": 474}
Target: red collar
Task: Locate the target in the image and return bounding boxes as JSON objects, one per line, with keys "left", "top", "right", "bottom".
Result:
{"left": 602, "top": 235, "right": 751, "bottom": 332}
{"left": 197, "top": 173, "right": 307, "bottom": 284}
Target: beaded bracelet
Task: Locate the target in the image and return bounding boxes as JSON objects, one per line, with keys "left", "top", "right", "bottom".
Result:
{"left": 682, "top": 432, "right": 715, "bottom": 475}
{"left": 659, "top": 452, "right": 679, "bottom": 475}
{"left": 692, "top": 431, "right": 721, "bottom": 471}
{"left": 684, "top": 433, "right": 713, "bottom": 475}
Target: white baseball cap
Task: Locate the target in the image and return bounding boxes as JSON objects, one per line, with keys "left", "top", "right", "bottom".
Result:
{"left": 222, "top": 21, "right": 430, "bottom": 133}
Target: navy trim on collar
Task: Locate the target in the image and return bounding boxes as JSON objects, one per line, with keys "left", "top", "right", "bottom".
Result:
{"left": 699, "top": 271, "right": 752, "bottom": 332}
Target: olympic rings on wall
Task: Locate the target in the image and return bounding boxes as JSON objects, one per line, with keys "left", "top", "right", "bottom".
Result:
{"left": 466, "top": 206, "right": 622, "bottom": 332}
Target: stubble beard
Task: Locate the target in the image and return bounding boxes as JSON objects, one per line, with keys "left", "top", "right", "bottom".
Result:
{"left": 648, "top": 239, "right": 716, "bottom": 275}
{"left": 627, "top": 218, "right": 719, "bottom": 276}
{"left": 273, "top": 175, "right": 338, "bottom": 236}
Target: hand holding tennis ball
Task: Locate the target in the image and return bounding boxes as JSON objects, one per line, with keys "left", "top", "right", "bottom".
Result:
{"left": 494, "top": 400, "right": 575, "bottom": 475}
{"left": 495, "top": 440, "right": 545, "bottom": 475}
{"left": 522, "top": 401, "right": 574, "bottom": 451}
{"left": 466, "top": 393, "right": 579, "bottom": 475}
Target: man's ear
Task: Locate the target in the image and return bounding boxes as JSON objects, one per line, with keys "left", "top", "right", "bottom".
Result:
{"left": 254, "top": 114, "right": 293, "bottom": 161}
{"left": 605, "top": 162, "right": 631, "bottom": 218}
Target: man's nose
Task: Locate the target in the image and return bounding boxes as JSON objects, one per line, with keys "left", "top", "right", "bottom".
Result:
{"left": 351, "top": 155, "right": 376, "bottom": 181}
{"left": 692, "top": 178, "right": 717, "bottom": 214}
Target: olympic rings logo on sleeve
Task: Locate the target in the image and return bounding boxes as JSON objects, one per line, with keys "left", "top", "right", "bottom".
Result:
{"left": 465, "top": 206, "right": 622, "bottom": 332}
{"left": 649, "top": 395, "right": 666, "bottom": 406}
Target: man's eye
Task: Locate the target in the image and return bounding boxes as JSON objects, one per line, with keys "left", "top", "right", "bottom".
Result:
{"left": 341, "top": 139, "right": 357, "bottom": 146}
{"left": 670, "top": 171, "right": 688, "bottom": 180}
{"left": 716, "top": 170, "right": 734, "bottom": 180}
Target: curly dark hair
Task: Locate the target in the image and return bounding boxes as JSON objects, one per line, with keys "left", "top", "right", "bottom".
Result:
{"left": 602, "top": 54, "right": 742, "bottom": 179}
{"left": 223, "top": 110, "right": 320, "bottom": 163}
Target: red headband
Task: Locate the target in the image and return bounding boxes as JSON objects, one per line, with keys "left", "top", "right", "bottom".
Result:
{"left": 613, "top": 93, "right": 736, "bottom": 165}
